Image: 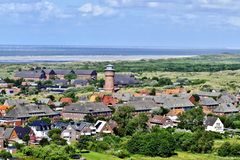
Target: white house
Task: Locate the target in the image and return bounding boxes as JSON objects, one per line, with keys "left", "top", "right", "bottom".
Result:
{"left": 204, "top": 116, "right": 224, "bottom": 133}
{"left": 29, "top": 120, "right": 51, "bottom": 141}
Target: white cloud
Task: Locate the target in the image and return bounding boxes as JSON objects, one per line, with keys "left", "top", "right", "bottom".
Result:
{"left": 0, "top": 1, "right": 72, "bottom": 21}
{"left": 78, "top": 3, "right": 115, "bottom": 16}
{"left": 228, "top": 17, "right": 240, "bottom": 27}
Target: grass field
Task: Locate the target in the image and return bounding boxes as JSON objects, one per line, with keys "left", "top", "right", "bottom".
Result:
{"left": 82, "top": 151, "right": 240, "bottom": 160}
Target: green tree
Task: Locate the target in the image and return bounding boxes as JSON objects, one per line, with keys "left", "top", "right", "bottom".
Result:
{"left": 125, "top": 113, "right": 148, "bottom": 135}
{"left": 23, "top": 134, "right": 30, "bottom": 145}
{"left": 41, "top": 117, "right": 51, "bottom": 124}
{"left": 39, "top": 138, "right": 49, "bottom": 146}
{"left": 113, "top": 106, "right": 135, "bottom": 136}
{"left": 0, "top": 150, "right": 12, "bottom": 160}
{"left": 178, "top": 107, "right": 204, "bottom": 131}
{"left": 64, "top": 73, "right": 77, "bottom": 82}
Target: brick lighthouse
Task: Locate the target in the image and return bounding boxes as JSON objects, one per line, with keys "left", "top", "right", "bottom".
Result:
{"left": 104, "top": 64, "right": 115, "bottom": 92}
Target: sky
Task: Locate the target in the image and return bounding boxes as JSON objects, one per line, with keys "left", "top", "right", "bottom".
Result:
{"left": 0, "top": 0, "right": 240, "bottom": 48}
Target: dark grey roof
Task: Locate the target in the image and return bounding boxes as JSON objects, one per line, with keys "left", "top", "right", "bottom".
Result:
{"left": 213, "top": 103, "right": 239, "bottom": 113}
{"left": 5, "top": 103, "right": 59, "bottom": 119}
{"left": 113, "top": 93, "right": 133, "bottom": 102}
{"left": 204, "top": 117, "right": 218, "bottom": 126}
{"left": 53, "top": 69, "right": 74, "bottom": 75}
{"left": 72, "top": 79, "right": 88, "bottom": 86}
{"left": 68, "top": 122, "right": 93, "bottom": 132}
{"left": 162, "top": 97, "right": 195, "bottom": 109}
{"left": 63, "top": 102, "right": 112, "bottom": 114}
{"left": 4, "top": 128, "right": 14, "bottom": 139}
{"left": 74, "top": 70, "right": 97, "bottom": 75}
{"left": 5, "top": 99, "right": 29, "bottom": 107}
{"left": 196, "top": 91, "right": 221, "bottom": 97}
{"left": 117, "top": 100, "right": 160, "bottom": 112}
{"left": 114, "top": 74, "right": 139, "bottom": 86}
{"left": 15, "top": 70, "right": 46, "bottom": 79}
{"left": 153, "top": 95, "right": 171, "bottom": 104}
{"left": 200, "top": 97, "right": 219, "bottom": 106}
{"left": 217, "top": 95, "right": 236, "bottom": 104}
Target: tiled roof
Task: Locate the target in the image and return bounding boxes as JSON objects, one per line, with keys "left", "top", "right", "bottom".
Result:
{"left": 4, "top": 128, "right": 14, "bottom": 139}
{"left": 199, "top": 97, "right": 219, "bottom": 106}
{"left": 14, "top": 126, "right": 31, "bottom": 139}
{"left": 213, "top": 103, "right": 239, "bottom": 113}
{"left": 217, "top": 95, "right": 236, "bottom": 104}
{"left": 114, "top": 74, "right": 139, "bottom": 86}
{"left": 74, "top": 70, "right": 97, "bottom": 75}
{"left": 72, "top": 79, "right": 88, "bottom": 86}
{"left": 204, "top": 116, "right": 218, "bottom": 126}
{"left": 5, "top": 99, "right": 29, "bottom": 107}
{"left": 53, "top": 69, "right": 74, "bottom": 75}
{"left": 116, "top": 100, "right": 160, "bottom": 111}
{"left": 63, "top": 102, "right": 112, "bottom": 114}
{"left": 15, "top": 70, "right": 46, "bottom": 79}
{"left": 162, "top": 97, "right": 195, "bottom": 109}
{"left": 29, "top": 120, "right": 50, "bottom": 127}
{"left": 5, "top": 103, "right": 59, "bottom": 119}
{"left": 196, "top": 91, "right": 221, "bottom": 97}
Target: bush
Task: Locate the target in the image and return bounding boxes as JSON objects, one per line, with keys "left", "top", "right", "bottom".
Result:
{"left": 218, "top": 142, "right": 231, "bottom": 157}
{"left": 113, "top": 149, "right": 130, "bottom": 158}
{"left": 127, "top": 130, "right": 176, "bottom": 157}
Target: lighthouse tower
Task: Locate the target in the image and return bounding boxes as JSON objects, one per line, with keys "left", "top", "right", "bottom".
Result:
{"left": 104, "top": 64, "right": 115, "bottom": 92}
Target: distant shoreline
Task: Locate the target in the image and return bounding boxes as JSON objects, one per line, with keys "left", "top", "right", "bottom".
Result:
{"left": 0, "top": 55, "right": 196, "bottom": 63}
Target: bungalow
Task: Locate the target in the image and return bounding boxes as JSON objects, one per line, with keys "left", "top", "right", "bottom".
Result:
{"left": 61, "top": 122, "right": 96, "bottom": 144}
{"left": 213, "top": 103, "right": 239, "bottom": 116}
{"left": 4, "top": 103, "right": 59, "bottom": 121}
{"left": 14, "top": 70, "right": 46, "bottom": 81}
{"left": 62, "top": 102, "right": 112, "bottom": 121}
{"left": 148, "top": 115, "right": 175, "bottom": 128}
{"left": 95, "top": 120, "right": 114, "bottom": 134}
{"left": 0, "top": 79, "right": 11, "bottom": 88}
{"left": 204, "top": 116, "right": 224, "bottom": 133}
{"left": 42, "top": 69, "right": 56, "bottom": 80}
{"left": 29, "top": 120, "right": 51, "bottom": 141}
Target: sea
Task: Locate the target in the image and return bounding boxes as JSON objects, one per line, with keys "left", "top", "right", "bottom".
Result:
{"left": 0, "top": 45, "right": 239, "bottom": 63}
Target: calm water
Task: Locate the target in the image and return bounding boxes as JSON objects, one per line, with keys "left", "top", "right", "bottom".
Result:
{"left": 0, "top": 45, "right": 239, "bottom": 63}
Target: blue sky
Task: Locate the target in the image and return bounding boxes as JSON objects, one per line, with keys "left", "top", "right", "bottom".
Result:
{"left": 0, "top": 0, "right": 240, "bottom": 48}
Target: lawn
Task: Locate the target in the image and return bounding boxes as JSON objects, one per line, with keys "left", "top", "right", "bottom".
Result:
{"left": 82, "top": 151, "right": 240, "bottom": 160}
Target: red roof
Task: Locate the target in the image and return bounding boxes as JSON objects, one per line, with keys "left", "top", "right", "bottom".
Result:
{"left": 60, "top": 98, "right": 73, "bottom": 104}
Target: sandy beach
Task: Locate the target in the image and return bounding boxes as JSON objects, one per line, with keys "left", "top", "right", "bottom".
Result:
{"left": 0, "top": 55, "right": 195, "bottom": 63}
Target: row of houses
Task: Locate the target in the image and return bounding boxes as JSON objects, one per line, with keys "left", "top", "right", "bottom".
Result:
{"left": 14, "top": 69, "right": 98, "bottom": 81}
